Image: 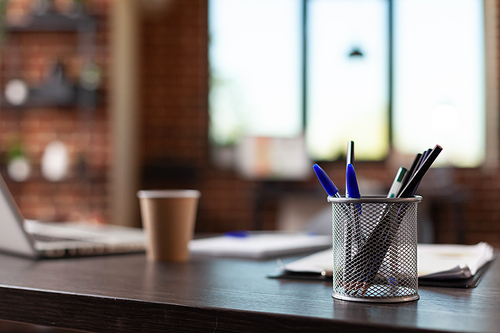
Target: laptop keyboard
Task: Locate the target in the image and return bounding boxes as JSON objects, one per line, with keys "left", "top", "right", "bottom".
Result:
{"left": 31, "top": 233, "right": 83, "bottom": 243}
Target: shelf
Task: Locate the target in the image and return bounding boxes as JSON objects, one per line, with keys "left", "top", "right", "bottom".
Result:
{"left": 1, "top": 167, "right": 107, "bottom": 185}
{"left": 6, "top": 12, "right": 96, "bottom": 32}
{"left": 0, "top": 9, "right": 101, "bottom": 186}
{"left": 1, "top": 87, "right": 99, "bottom": 109}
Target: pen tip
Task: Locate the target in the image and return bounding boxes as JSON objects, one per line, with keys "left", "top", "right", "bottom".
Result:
{"left": 313, "top": 164, "right": 324, "bottom": 174}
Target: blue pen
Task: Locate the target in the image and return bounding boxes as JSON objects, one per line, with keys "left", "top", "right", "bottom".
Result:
{"left": 346, "top": 164, "right": 360, "bottom": 199}
{"left": 346, "top": 163, "right": 362, "bottom": 216}
{"left": 345, "top": 162, "right": 362, "bottom": 284}
{"left": 346, "top": 141, "right": 354, "bottom": 196}
{"left": 225, "top": 230, "right": 249, "bottom": 238}
{"left": 313, "top": 164, "right": 341, "bottom": 198}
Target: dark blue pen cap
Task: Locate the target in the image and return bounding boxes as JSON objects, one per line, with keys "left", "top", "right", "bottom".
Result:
{"left": 346, "top": 164, "right": 361, "bottom": 198}
{"left": 313, "top": 164, "right": 339, "bottom": 197}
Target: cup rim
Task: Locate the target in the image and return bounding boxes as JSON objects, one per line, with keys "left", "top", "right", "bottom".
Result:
{"left": 137, "top": 190, "right": 201, "bottom": 199}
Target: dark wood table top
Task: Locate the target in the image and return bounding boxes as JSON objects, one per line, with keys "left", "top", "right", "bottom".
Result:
{"left": 0, "top": 250, "right": 498, "bottom": 333}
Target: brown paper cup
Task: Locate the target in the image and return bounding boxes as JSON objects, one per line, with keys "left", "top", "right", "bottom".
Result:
{"left": 137, "top": 190, "right": 200, "bottom": 262}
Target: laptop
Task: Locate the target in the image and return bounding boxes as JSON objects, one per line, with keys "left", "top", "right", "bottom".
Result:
{"left": 0, "top": 174, "right": 145, "bottom": 259}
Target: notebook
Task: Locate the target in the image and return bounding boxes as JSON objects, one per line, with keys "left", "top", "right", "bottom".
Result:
{"left": 188, "top": 232, "right": 331, "bottom": 259}
{"left": 0, "top": 174, "right": 145, "bottom": 259}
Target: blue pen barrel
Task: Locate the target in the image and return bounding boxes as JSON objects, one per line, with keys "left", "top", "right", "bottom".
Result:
{"left": 328, "top": 195, "right": 421, "bottom": 303}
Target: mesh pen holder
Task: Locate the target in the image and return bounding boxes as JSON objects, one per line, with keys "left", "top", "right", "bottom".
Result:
{"left": 328, "top": 196, "right": 422, "bottom": 303}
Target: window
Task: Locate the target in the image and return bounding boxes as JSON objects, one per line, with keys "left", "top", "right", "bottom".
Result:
{"left": 393, "top": 0, "right": 485, "bottom": 167}
{"left": 209, "top": 0, "right": 302, "bottom": 145}
{"left": 306, "top": 0, "right": 389, "bottom": 161}
{"left": 209, "top": 0, "right": 491, "bottom": 168}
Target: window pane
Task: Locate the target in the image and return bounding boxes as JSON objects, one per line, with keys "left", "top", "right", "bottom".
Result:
{"left": 209, "top": 0, "right": 302, "bottom": 145}
{"left": 306, "top": 0, "right": 389, "bottom": 161}
{"left": 393, "top": 0, "right": 485, "bottom": 167}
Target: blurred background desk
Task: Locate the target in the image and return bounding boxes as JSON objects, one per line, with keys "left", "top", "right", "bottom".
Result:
{"left": 0, "top": 251, "right": 497, "bottom": 332}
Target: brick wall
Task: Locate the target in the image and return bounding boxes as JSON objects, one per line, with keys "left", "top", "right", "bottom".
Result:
{"left": 0, "top": 0, "right": 112, "bottom": 223}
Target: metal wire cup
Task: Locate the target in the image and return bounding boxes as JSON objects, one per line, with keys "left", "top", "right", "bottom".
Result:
{"left": 328, "top": 196, "right": 422, "bottom": 303}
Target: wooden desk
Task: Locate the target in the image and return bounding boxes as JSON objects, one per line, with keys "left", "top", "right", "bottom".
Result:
{"left": 0, "top": 252, "right": 497, "bottom": 333}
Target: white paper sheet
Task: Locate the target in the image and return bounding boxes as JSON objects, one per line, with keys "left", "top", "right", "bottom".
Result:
{"left": 282, "top": 242, "right": 494, "bottom": 279}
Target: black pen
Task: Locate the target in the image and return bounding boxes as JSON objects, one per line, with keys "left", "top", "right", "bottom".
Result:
{"left": 398, "top": 145, "right": 443, "bottom": 198}
{"left": 350, "top": 145, "right": 443, "bottom": 294}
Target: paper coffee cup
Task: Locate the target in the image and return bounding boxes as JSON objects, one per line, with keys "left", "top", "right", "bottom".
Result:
{"left": 137, "top": 190, "right": 200, "bottom": 262}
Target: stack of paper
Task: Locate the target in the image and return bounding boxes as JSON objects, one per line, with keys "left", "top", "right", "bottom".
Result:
{"left": 189, "top": 232, "right": 331, "bottom": 259}
{"left": 279, "top": 242, "right": 494, "bottom": 281}
{"left": 417, "top": 242, "right": 494, "bottom": 279}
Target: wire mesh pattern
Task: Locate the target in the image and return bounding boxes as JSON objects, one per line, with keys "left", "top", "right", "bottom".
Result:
{"left": 329, "top": 196, "right": 421, "bottom": 303}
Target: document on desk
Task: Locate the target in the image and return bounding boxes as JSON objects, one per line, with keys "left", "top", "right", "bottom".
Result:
{"left": 417, "top": 242, "right": 494, "bottom": 279}
{"left": 188, "top": 232, "right": 331, "bottom": 259}
{"left": 272, "top": 242, "right": 495, "bottom": 287}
